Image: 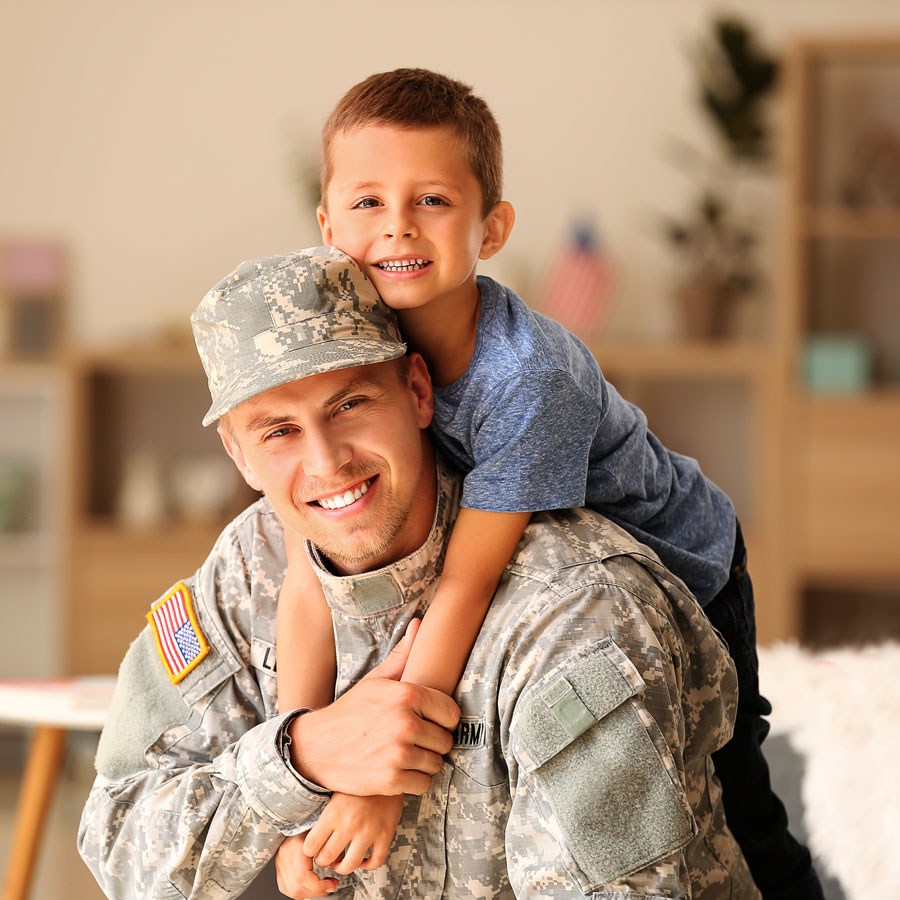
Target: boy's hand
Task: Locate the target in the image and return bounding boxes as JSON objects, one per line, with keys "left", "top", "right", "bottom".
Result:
{"left": 304, "top": 792, "right": 404, "bottom": 875}
{"left": 275, "top": 834, "right": 339, "bottom": 898}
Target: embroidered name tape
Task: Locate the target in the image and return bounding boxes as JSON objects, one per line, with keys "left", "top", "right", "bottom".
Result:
{"left": 453, "top": 717, "right": 487, "bottom": 749}
{"left": 147, "top": 581, "right": 210, "bottom": 684}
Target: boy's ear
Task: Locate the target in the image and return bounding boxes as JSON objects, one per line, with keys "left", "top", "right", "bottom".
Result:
{"left": 218, "top": 424, "right": 264, "bottom": 493}
{"left": 479, "top": 201, "right": 515, "bottom": 260}
{"left": 317, "top": 204, "right": 333, "bottom": 246}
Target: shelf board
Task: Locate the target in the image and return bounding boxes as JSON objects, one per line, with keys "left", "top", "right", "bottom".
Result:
{"left": 74, "top": 518, "right": 225, "bottom": 543}
{"left": 67, "top": 341, "right": 202, "bottom": 374}
{"left": 801, "top": 206, "right": 900, "bottom": 240}
{"left": 0, "top": 360, "right": 64, "bottom": 394}
{"left": 587, "top": 341, "right": 776, "bottom": 378}
{"left": 801, "top": 556, "right": 900, "bottom": 587}
{"left": 795, "top": 35, "right": 900, "bottom": 62}
{"left": 797, "top": 387, "right": 900, "bottom": 410}
{"left": 0, "top": 532, "right": 57, "bottom": 569}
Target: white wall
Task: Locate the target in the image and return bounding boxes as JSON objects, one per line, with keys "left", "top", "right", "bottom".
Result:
{"left": 3, "top": 0, "right": 900, "bottom": 347}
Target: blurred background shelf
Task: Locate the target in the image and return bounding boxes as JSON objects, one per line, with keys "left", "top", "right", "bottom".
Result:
{"left": 63, "top": 342, "right": 256, "bottom": 675}
{"left": 0, "top": 534, "right": 58, "bottom": 570}
{"left": 590, "top": 341, "right": 775, "bottom": 376}
{"left": 0, "top": 363, "right": 66, "bottom": 680}
{"left": 782, "top": 34, "right": 900, "bottom": 645}
{"left": 67, "top": 520, "right": 232, "bottom": 676}
{"left": 801, "top": 206, "right": 900, "bottom": 239}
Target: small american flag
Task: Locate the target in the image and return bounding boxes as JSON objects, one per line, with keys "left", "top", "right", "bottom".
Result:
{"left": 539, "top": 224, "right": 614, "bottom": 339}
{"left": 147, "top": 582, "right": 210, "bottom": 684}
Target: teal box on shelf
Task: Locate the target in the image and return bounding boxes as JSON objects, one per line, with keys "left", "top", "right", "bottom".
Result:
{"left": 803, "top": 336, "right": 871, "bottom": 393}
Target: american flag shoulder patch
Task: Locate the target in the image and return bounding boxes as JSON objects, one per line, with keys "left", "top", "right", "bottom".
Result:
{"left": 147, "top": 582, "right": 210, "bottom": 684}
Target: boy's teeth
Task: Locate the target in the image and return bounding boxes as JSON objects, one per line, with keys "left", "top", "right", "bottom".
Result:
{"left": 317, "top": 479, "right": 370, "bottom": 510}
{"left": 378, "top": 259, "right": 427, "bottom": 272}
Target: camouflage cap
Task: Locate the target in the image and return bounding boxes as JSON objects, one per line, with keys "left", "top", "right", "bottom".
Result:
{"left": 191, "top": 246, "right": 406, "bottom": 426}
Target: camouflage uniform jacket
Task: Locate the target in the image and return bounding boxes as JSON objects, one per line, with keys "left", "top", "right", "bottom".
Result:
{"left": 78, "top": 458, "right": 760, "bottom": 900}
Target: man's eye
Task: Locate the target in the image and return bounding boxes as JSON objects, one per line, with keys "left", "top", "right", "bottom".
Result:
{"left": 265, "top": 426, "right": 295, "bottom": 440}
{"left": 338, "top": 398, "right": 363, "bottom": 412}
{"left": 352, "top": 197, "right": 380, "bottom": 209}
{"left": 420, "top": 195, "right": 447, "bottom": 206}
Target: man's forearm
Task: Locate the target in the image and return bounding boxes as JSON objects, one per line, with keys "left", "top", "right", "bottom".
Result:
{"left": 78, "top": 714, "right": 323, "bottom": 900}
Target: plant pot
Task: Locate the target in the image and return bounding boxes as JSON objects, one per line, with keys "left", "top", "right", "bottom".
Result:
{"left": 675, "top": 281, "right": 732, "bottom": 340}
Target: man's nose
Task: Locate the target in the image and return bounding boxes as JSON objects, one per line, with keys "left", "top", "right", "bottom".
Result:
{"left": 303, "top": 426, "right": 351, "bottom": 478}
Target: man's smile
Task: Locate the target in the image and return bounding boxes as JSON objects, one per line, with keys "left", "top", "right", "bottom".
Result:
{"left": 311, "top": 476, "right": 375, "bottom": 510}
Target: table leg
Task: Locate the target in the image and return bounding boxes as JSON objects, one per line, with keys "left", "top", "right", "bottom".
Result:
{"left": 2, "top": 726, "right": 67, "bottom": 900}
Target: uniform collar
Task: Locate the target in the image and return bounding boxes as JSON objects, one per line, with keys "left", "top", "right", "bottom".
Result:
{"left": 307, "top": 455, "right": 461, "bottom": 619}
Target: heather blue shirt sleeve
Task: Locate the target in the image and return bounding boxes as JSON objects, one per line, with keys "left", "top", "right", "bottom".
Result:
{"left": 431, "top": 275, "right": 736, "bottom": 603}
{"left": 458, "top": 369, "right": 607, "bottom": 513}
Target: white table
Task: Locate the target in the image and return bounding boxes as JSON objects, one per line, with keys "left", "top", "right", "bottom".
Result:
{"left": 0, "top": 677, "right": 115, "bottom": 900}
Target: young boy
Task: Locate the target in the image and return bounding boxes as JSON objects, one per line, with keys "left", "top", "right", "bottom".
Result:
{"left": 278, "top": 68, "right": 823, "bottom": 900}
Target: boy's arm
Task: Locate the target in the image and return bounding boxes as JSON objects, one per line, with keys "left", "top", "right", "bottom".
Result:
{"left": 283, "top": 509, "right": 528, "bottom": 883}
{"left": 277, "top": 528, "right": 337, "bottom": 713}
{"left": 400, "top": 507, "right": 531, "bottom": 693}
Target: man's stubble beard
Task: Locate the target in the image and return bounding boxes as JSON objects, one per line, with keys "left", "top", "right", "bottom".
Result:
{"left": 311, "top": 503, "right": 411, "bottom": 568}
{"left": 294, "top": 464, "right": 413, "bottom": 569}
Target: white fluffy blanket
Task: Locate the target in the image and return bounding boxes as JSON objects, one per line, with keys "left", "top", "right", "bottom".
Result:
{"left": 758, "top": 642, "right": 900, "bottom": 899}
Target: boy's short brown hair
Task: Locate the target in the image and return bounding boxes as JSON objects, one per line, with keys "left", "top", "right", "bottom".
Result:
{"left": 321, "top": 68, "right": 503, "bottom": 218}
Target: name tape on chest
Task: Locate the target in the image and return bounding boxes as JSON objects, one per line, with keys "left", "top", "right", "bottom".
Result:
{"left": 147, "top": 581, "right": 210, "bottom": 684}
{"left": 453, "top": 716, "right": 487, "bottom": 749}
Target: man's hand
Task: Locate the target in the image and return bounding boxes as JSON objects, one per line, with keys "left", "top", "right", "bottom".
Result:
{"left": 288, "top": 619, "right": 459, "bottom": 796}
{"left": 275, "top": 835, "right": 338, "bottom": 898}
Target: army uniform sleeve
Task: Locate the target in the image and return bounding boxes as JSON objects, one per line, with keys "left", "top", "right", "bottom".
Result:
{"left": 501, "top": 559, "right": 747, "bottom": 900}
{"left": 77, "top": 519, "right": 330, "bottom": 900}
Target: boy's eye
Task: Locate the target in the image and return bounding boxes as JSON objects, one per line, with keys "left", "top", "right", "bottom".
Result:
{"left": 338, "top": 398, "right": 364, "bottom": 412}
{"left": 352, "top": 197, "right": 380, "bottom": 210}
{"left": 420, "top": 195, "right": 447, "bottom": 207}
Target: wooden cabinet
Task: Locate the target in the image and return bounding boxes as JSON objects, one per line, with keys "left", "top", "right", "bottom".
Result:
{"left": 585, "top": 36, "right": 900, "bottom": 644}
{"left": 781, "top": 36, "right": 900, "bottom": 638}
{"left": 0, "top": 241, "right": 69, "bottom": 676}
{"left": 797, "top": 395, "right": 900, "bottom": 581}
{"left": 0, "top": 363, "right": 68, "bottom": 677}
{"left": 63, "top": 344, "right": 256, "bottom": 675}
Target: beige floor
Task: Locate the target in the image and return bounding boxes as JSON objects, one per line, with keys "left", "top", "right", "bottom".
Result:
{"left": 0, "top": 731, "right": 105, "bottom": 900}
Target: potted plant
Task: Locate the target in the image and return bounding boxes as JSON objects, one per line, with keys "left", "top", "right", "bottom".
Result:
{"left": 663, "top": 16, "right": 778, "bottom": 340}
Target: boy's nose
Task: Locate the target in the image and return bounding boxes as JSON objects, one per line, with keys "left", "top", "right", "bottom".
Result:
{"left": 384, "top": 216, "right": 418, "bottom": 240}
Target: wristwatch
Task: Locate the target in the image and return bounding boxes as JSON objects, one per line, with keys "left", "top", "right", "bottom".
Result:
{"left": 277, "top": 708, "right": 310, "bottom": 772}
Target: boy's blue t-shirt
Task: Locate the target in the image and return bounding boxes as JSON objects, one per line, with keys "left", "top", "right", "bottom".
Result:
{"left": 430, "top": 275, "right": 736, "bottom": 605}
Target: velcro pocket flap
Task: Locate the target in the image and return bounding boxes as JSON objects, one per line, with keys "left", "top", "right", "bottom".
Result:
{"left": 513, "top": 638, "right": 694, "bottom": 892}
{"left": 516, "top": 638, "right": 643, "bottom": 773}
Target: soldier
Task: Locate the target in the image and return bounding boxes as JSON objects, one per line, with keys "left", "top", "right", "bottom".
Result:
{"left": 78, "top": 247, "right": 760, "bottom": 900}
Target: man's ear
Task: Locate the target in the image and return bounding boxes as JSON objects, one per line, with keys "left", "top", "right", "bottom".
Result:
{"left": 218, "top": 424, "right": 264, "bottom": 493}
{"left": 406, "top": 353, "right": 434, "bottom": 429}
{"left": 317, "top": 204, "right": 333, "bottom": 246}
{"left": 479, "top": 201, "right": 515, "bottom": 261}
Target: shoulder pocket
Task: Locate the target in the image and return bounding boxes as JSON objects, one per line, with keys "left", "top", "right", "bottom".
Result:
{"left": 96, "top": 579, "right": 242, "bottom": 780}
{"left": 95, "top": 628, "right": 193, "bottom": 780}
{"left": 513, "top": 638, "right": 695, "bottom": 892}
